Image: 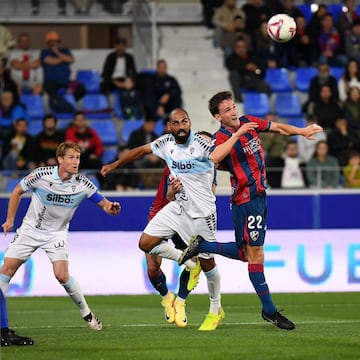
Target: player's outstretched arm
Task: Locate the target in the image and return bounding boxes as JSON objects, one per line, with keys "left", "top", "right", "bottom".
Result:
{"left": 270, "top": 122, "right": 323, "bottom": 140}
{"left": 210, "top": 122, "right": 258, "bottom": 164}
{"left": 98, "top": 198, "right": 121, "bottom": 216}
{"left": 101, "top": 144, "right": 152, "bottom": 177}
{"left": 2, "top": 183, "right": 25, "bottom": 236}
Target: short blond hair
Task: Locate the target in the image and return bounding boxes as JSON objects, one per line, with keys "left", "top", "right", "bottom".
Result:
{"left": 56, "top": 141, "right": 81, "bottom": 159}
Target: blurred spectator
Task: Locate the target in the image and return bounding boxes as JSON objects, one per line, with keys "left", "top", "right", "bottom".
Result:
{"left": 317, "top": 13, "right": 347, "bottom": 67}
{"left": 65, "top": 111, "right": 103, "bottom": 170}
{"left": 118, "top": 76, "right": 144, "bottom": 120}
{"left": 200, "top": 0, "right": 223, "bottom": 29}
{"left": 242, "top": 0, "right": 272, "bottom": 44}
{"left": 278, "top": 0, "right": 303, "bottom": 18}
{"left": 222, "top": 15, "right": 252, "bottom": 57}
{"left": 327, "top": 117, "right": 360, "bottom": 167}
{"left": 100, "top": 36, "right": 137, "bottom": 95}
{"left": 0, "top": 25, "right": 16, "bottom": 61}
{"left": 338, "top": 58, "right": 360, "bottom": 103}
{"left": 306, "top": 84, "right": 344, "bottom": 133}
{"left": 0, "top": 57, "right": 20, "bottom": 103}
{"left": 1, "top": 118, "right": 33, "bottom": 171}
{"left": 0, "top": 90, "right": 30, "bottom": 141}
{"left": 41, "top": 31, "right": 85, "bottom": 113}
{"left": 144, "top": 59, "right": 182, "bottom": 120}
{"left": 127, "top": 116, "right": 165, "bottom": 188}
{"left": 212, "top": 0, "right": 246, "bottom": 48}
{"left": 306, "top": 140, "right": 340, "bottom": 188}
{"left": 259, "top": 113, "right": 287, "bottom": 164}
{"left": 31, "top": 0, "right": 67, "bottom": 15}
{"left": 8, "top": 32, "right": 42, "bottom": 95}
{"left": 103, "top": 145, "right": 140, "bottom": 191}
{"left": 298, "top": 114, "right": 327, "bottom": 163}
{"left": 343, "top": 86, "right": 360, "bottom": 137}
{"left": 343, "top": 150, "right": 360, "bottom": 188}
{"left": 343, "top": 20, "right": 360, "bottom": 65}
{"left": 306, "top": 3, "right": 327, "bottom": 46}
{"left": 267, "top": 140, "right": 306, "bottom": 189}
{"left": 31, "top": 114, "right": 65, "bottom": 167}
{"left": 226, "top": 38, "right": 271, "bottom": 102}
{"left": 254, "top": 20, "right": 277, "bottom": 69}
{"left": 303, "top": 62, "right": 339, "bottom": 114}
{"left": 338, "top": 0, "right": 359, "bottom": 37}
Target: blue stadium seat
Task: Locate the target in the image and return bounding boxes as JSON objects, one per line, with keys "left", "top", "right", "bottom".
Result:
{"left": 121, "top": 119, "right": 144, "bottom": 144}
{"left": 113, "top": 92, "right": 123, "bottom": 119}
{"left": 357, "top": 4, "right": 360, "bottom": 16}
{"left": 50, "top": 94, "right": 76, "bottom": 120}
{"left": 243, "top": 93, "right": 270, "bottom": 117}
{"left": 82, "top": 94, "right": 112, "bottom": 119}
{"left": 265, "top": 68, "right": 292, "bottom": 93}
{"left": 327, "top": 4, "right": 344, "bottom": 23}
{"left": 27, "top": 120, "right": 43, "bottom": 136}
{"left": 274, "top": 93, "right": 302, "bottom": 118}
{"left": 297, "top": 3, "right": 313, "bottom": 24}
{"left": 294, "top": 67, "right": 318, "bottom": 92}
{"left": 154, "top": 119, "right": 164, "bottom": 136}
{"left": 5, "top": 178, "right": 21, "bottom": 193}
{"left": 90, "top": 120, "right": 118, "bottom": 146}
{"left": 20, "top": 94, "right": 45, "bottom": 120}
{"left": 102, "top": 147, "right": 118, "bottom": 164}
{"left": 330, "top": 66, "right": 345, "bottom": 81}
{"left": 76, "top": 70, "right": 101, "bottom": 94}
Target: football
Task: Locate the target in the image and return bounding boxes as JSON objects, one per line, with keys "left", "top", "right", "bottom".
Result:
{"left": 267, "top": 14, "right": 297, "bottom": 43}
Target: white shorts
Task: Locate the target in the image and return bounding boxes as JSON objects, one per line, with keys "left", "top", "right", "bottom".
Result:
{"left": 143, "top": 201, "right": 217, "bottom": 259}
{"left": 4, "top": 224, "right": 69, "bottom": 263}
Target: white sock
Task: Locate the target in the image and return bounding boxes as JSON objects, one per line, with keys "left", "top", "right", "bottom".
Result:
{"left": 62, "top": 276, "right": 90, "bottom": 317}
{"left": 204, "top": 266, "right": 221, "bottom": 314}
{"left": 149, "top": 241, "right": 182, "bottom": 261}
{"left": 149, "top": 241, "right": 196, "bottom": 269}
{"left": 0, "top": 274, "right": 11, "bottom": 294}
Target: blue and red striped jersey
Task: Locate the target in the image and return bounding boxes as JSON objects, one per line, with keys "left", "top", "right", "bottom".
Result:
{"left": 148, "top": 166, "right": 170, "bottom": 221}
{"left": 214, "top": 115, "right": 271, "bottom": 206}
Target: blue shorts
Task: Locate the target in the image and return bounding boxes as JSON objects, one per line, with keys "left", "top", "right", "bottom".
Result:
{"left": 231, "top": 193, "right": 267, "bottom": 248}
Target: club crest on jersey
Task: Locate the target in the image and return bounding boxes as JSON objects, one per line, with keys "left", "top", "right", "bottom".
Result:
{"left": 71, "top": 185, "right": 76, "bottom": 192}
{"left": 250, "top": 231, "right": 259, "bottom": 241}
{"left": 49, "top": 182, "right": 53, "bottom": 187}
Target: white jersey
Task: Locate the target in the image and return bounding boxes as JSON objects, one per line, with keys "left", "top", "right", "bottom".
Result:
{"left": 20, "top": 166, "right": 100, "bottom": 232}
{"left": 151, "top": 131, "right": 216, "bottom": 218}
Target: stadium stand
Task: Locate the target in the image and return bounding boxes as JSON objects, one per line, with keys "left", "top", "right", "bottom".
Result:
{"left": 76, "top": 70, "right": 101, "bottom": 94}
{"left": 81, "top": 94, "right": 112, "bottom": 119}
{"left": 243, "top": 93, "right": 270, "bottom": 118}
{"left": 90, "top": 120, "right": 118, "bottom": 146}
{"left": 274, "top": 93, "right": 303, "bottom": 118}
{"left": 294, "top": 67, "right": 318, "bottom": 93}
{"left": 265, "top": 68, "right": 293, "bottom": 93}
{"left": 20, "top": 94, "right": 46, "bottom": 121}
{"left": 121, "top": 119, "right": 144, "bottom": 144}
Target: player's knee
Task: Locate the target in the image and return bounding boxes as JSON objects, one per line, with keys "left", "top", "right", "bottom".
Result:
{"left": 199, "top": 258, "right": 215, "bottom": 272}
{"left": 54, "top": 272, "right": 69, "bottom": 284}
{"left": 139, "top": 233, "right": 157, "bottom": 253}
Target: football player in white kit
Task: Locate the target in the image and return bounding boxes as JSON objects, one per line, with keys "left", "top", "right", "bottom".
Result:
{"left": 101, "top": 108, "right": 224, "bottom": 330}
{"left": 1, "top": 142, "right": 120, "bottom": 331}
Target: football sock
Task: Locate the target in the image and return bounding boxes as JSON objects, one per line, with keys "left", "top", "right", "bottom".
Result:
{"left": 204, "top": 266, "right": 221, "bottom": 314}
{"left": 200, "top": 241, "right": 244, "bottom": 261}
{"left": 248, "top": 264, "right": 276, "bottom": 315}
{"left": 148, "top": 270, "right": 168, "bottom": 297}
{"left": 149, "top": 241, "right": 182, "bottom": 261}
{"left": 177, "top": 268, "right": 190, "bottom": 299}
{"left": 62, "top": 276, "right": 90, "bottom": 317}
{"left": 0, "top": 274, "right": 10, "bottom": 294}
{"left": 0, "top": 289, "right": 9, "bottom": 328}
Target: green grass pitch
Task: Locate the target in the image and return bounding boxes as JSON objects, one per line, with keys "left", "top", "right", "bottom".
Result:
{"left": 2, "top": 292, "right": 359, "bottom": 360}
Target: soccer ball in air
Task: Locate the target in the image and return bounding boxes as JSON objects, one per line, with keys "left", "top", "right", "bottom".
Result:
{"left": 267, "top": 14, "right": 296, "bottom": 43}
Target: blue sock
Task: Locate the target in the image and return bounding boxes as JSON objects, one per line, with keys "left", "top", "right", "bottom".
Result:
{"left": 248, "top": 264, "right": 276, "bottom": 315}
{"left": 0, "top": 289, "right": 9, "bottom": 329}
{"left": 177, "top": 268, "right": 190, "bottom": 299}
{"left": 148, "top": 270, "right": 168, "bottom": 297}
{"left": 200, "top": 241, "right": 244, "bottom": 260}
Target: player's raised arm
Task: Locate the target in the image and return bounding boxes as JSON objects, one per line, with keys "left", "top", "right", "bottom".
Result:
{"left": 2, "top": 183, "right": 26, "bottom": 236}
{"left": 210, "top": 122, "right": 258, "bottom": 164}
{"left": 270, "top": 122, "right": 323, "bottom": 140}
{"left": 100, "top": 143, "right": 153, "bottom": 177}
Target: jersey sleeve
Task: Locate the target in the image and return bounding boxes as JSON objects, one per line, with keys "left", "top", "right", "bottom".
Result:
{"left": 21, "top": 167, "right": 53, "bottom": 192}
{"left": 150, "top": 134, "right": 171, "bottom": 160}
{"left": 78, "top": 174, "right": 102, "bottom": 200}
{"left": 244, "top": 115, "right": 271, "bottom": 132}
